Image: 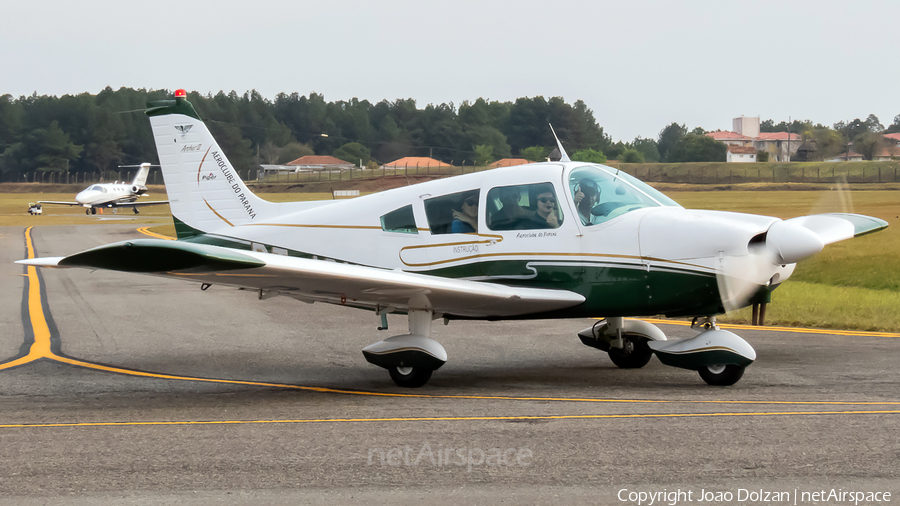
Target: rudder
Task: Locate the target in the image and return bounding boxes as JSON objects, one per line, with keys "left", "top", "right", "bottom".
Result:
{"left": 146, "top": 90, "right": 276, "bottom": 234}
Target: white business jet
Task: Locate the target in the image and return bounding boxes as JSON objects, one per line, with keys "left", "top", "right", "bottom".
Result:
{"left": 19, "top": 90, "right": 888, "bottom": 388}
{"left": 39, "top": 163, "right": 168, "bottom": 215}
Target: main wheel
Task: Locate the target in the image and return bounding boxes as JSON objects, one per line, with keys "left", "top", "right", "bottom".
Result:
{"left": 90, "top": 208, "right": 96, "bottom": 215}
{"left": 389, "top": 366, "right": 433, "bottom": 388}
{"left": 607, "top": 335, "right": 653, "bottom": 369}
{"left": 698, "top": 364, "right": 745, "bottom": 386}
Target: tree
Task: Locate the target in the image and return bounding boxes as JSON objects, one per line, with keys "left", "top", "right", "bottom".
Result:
{"left": 474, "top": 144, "right": 494, "bottom": 166}
{"left": 805, "top": 127, "right": 844, "bottom": 160}
{"left": 657, "top": 123, "right": 686, "bottom": 162}
{"left": 756, "top": 150, "right": 769, "bottom": 162}
{"left": 629, "top": 137, "right": 660, "bottom": 162}
{"left": 520, "top": 146, "right": 548, "bottom": 161}
{"left": 276, "top": 142, "right": 315, "bottom": 164}
{"left": 865, "top": 114, "right": 884, "bottom": 133}
{"left": 853, "top": 132, "right": 883, "bottom": 160}
{"left": 885, "top": 114, "right": 900, "bottom": 134}
{"left": 333, "top": 142, "right": 371, "bottom": 166}
{"left": 669, "top": 134, "right": 726, "bottom": 162}
{"left": 34, "top": 121, "right": 83, "bottom": 172}
{"left": 620, "top": 148, "right": 644, "bottom": 163}
{"left": 572, "top": 148, "right": 607, "bottom": 164}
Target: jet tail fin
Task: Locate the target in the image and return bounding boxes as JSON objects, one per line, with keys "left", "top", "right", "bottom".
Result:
{"left": 131, "top": 163, "right": 152, "bottom": 187}
{"left": 145, "top": 90, "right": 277, "bottom": 236}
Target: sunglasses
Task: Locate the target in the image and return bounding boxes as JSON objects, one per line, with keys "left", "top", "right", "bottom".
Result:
{"left": 538, "top": 197, "right": 556, "bottom": 204}
{"left": 464, "top": 198, "right": 478, "bottom": 206}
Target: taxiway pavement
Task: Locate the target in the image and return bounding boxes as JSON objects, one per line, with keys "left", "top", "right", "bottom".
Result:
{"left": 1, "top": 224, "right": 898, "bottom": 505}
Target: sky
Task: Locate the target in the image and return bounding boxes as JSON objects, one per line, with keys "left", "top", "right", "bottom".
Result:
{"left": 4, "top": 0, "right": 899, "bottom": 142}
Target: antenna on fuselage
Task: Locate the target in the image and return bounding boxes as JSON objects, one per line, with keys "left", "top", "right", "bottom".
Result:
{"left": 548, "top": 124, "right": 570, "bottom": 162}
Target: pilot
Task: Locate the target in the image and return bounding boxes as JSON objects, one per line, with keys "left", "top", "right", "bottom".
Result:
{"left": 573, "top": 178, "right": 600, "bottom": 226}
{"left": 451, "top": 191, "right": 479, "bottom": 233}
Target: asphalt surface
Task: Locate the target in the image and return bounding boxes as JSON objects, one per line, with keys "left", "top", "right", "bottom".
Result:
{"left": 1, "top": 224, "right": 898, "bottom": 505}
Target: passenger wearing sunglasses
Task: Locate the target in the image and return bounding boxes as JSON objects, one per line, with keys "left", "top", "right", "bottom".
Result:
{"left": 451, "top": 191, "right": 479, "bottom": 233}
{"left": 534, "top": 190, "right": 560, "bottom": 229}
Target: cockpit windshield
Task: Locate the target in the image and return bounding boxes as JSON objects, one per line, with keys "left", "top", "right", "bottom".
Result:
{"left": 87, "top": 185, "right": 107, "bottom": 193}
{"left": 568, "top": 165, "right": 680, "bottom": 226}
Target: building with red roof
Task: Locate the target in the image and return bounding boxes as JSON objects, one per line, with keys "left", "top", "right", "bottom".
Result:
{"left": 706, "top": 116, "right": 804, "bottom": 162}
{"left": 488, "top": 158, "right": 532, "bottom": 168}
{"left": 381, "top": 157, "right": 452, "bottom": 168}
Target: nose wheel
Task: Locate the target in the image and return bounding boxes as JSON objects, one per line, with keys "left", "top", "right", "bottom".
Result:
{"left": 389, "top": 366, "right": 434, "bottom": 388}
{"left": 698, "top": 364, "right": 745, "bottom": 386}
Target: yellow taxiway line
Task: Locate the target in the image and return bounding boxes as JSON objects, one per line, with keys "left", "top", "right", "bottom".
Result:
{"left": 135, "top": 226, "right": 176, "bottom": 241}
{"left": 3, "top": 409, "right": 900, "bottom": 430}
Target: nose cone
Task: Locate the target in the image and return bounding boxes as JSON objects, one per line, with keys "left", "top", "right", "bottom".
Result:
{"left": 76, "top": 190, "right": 97, "bottom": 205}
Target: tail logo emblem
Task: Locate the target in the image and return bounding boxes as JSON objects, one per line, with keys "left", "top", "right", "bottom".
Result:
{"left": 174, "top": 125, "right": 193, "bottom": 138}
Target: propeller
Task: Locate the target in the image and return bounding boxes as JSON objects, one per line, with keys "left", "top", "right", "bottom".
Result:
{"left": 715, "top": 220, "right": 825, "bottom": 314}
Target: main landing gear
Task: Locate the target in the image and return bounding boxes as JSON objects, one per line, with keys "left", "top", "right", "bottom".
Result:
{"left": 578, "top": 316, "right": 756, "bottom": 386}
{"left": 362, "top": 308, "right": 446, "bottom": 388}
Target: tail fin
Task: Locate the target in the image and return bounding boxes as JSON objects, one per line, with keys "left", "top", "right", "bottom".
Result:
{"left": 131, "top": 163, "right": 152, "bottom": 187}
{"left": 145, "top": 91, "right": 276, "bottom": 235}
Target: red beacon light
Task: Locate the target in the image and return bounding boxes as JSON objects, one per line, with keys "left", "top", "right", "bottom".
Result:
{"left": 174, "top": 89, "right": 187, "bottom": 98}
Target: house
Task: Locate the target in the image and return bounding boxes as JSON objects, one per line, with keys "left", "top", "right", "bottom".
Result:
{"left": 286, "top": 155, "right": 355, "bottom": 171}
{"left": 705, "top": 117, "right": 802, "bottom": 161}
{"left": 489, "top": 158, "right": 531, "bottom": 168}
{"left": 754, "top": 132, "right": 802, "bottom": 162}
{"left": 261, "top": 155, "right": 355, "bottom": 175}
{"left": 706, "top": 131, "right": 754, "bottom": 147}
{"left": 884, "top": 133, "right": 900, "bottom": 144}
{"left": 382, "top": 157, "right": 452, "bottom": 169}
{"left": 726, "top": 145, "right": 757, "bottom": 163}
{"left": 873, "top": 145, "right": 900, "bottom": 161}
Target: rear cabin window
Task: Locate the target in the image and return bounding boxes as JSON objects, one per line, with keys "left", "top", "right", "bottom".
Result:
{"left": 380, "top": 205, "right": 418, "bottom": 234}
{"left": 424, "top": 189, "right": 480, "bottom": 234}
{"left": 486, "top": 183, "right": 563, "bottom": 231}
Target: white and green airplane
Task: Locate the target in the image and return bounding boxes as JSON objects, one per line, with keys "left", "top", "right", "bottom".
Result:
{"left": 18, "top": 90, "right": 888, "bottom": 388}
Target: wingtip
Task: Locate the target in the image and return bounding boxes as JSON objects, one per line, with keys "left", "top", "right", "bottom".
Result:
{"left": 15, "top": 257, "right": 65, "bottom": 268}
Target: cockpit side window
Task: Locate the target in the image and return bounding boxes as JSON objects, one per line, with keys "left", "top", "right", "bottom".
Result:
{"left": 486, "top": 183, "right": 563, "bottom": 231}
{"left": 380, "top": 205, "right": 418, "bottom": 234}
{"left": 569, "top": 166, "right": 663, "bottom": 226}
{"left": 424, "top": 189, "right": 480, "bottom": 234}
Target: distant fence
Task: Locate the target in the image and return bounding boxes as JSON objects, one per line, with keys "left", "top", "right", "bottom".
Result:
{"left": 5, "top": 161, "right": 900, "bottom": 186}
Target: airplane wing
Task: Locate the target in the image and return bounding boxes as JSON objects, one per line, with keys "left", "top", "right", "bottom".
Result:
{"left": 112, "top": 200, "right": 169, "bottom": 207}
{"left": 785, "top": 213, "right": 888, "bottom": 245}
{"left": 37, "top": 201, "right": 82, "bottom": 206}
{"left": 17, "top": 239, "right": 585, "bottom": 318}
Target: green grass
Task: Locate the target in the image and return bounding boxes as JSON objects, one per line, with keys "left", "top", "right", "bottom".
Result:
{"left": 718, "top": 282, "right": 900, "bottom": 332}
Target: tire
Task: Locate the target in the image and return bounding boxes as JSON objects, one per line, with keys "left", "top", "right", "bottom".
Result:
{"left": 698, "top": 364, "right": 745, "bottom": 386}
{"left": 607, "top": 336, "right": 653, "bottom": 369}
{"left": 389, "top": 366, "right": 433, "bottom": 388}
